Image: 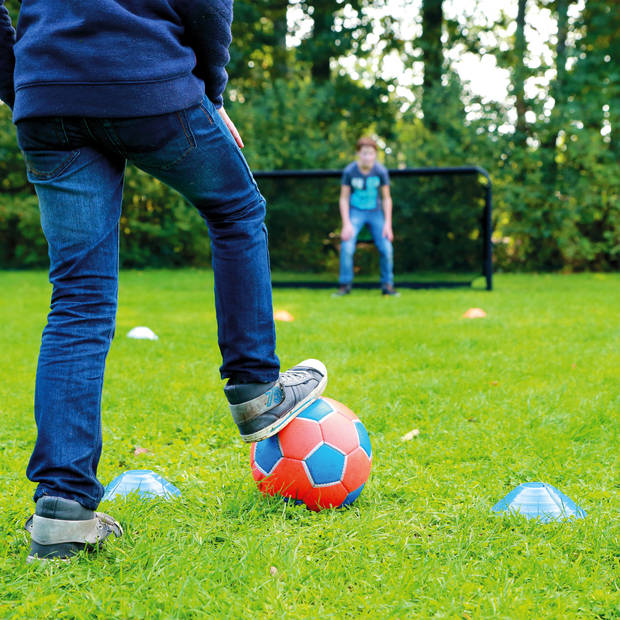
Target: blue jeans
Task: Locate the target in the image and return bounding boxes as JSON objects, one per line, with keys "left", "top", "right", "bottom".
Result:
{"left": 339, "top": 207, "right": 394, "bottom": 286}
{"left": 16, "top": 95, "right": 280, "bottom": 509}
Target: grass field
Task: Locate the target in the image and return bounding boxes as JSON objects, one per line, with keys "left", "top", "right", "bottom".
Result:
{"left": 0, "top": 270, "right": 618, "bottom": 619}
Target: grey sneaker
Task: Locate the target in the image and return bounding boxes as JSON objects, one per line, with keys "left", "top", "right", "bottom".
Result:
{"left": 225, "top": 359, "right": 327, "bottom": 442}
{"left": 332, "top": 284, "right": 352, "bottom": 297}
{"left": 24, "top": 496, "right": 123, "bottom": 563}
{"left": 381, "top": 284, "right": 400, "bottom": 297}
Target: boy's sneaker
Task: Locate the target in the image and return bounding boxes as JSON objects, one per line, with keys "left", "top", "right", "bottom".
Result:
{"left": 333, "top": 284, "right": 352, "bottom": 297}
{"left": 225, "top": 359, "right": 327, "bottom": 443}
{"left": 382, "top": 284, "right": 400, "bottom": 297}
{"left": 25, "top": 496, "right": 122, "bottom": 563}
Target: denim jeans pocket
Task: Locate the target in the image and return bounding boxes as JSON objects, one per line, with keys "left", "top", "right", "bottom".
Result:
{"left": 198, "top": 99, "right": 215, "bottom": 125}
{"left": 22, "top": 149, "right": 81, "bottom": 181}
{"left": 16, "top": 118, "right": 80, "bottom": 180}
{"left": 112, "top": 108, "right": 197, "bottom": 171}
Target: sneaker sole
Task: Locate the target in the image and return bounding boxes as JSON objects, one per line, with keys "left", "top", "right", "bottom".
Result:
{"left": 240, "top": 363, "right": 327, "bottom": 443}
{"left": 26, "top": 554, "right": 73, "bottom": 564}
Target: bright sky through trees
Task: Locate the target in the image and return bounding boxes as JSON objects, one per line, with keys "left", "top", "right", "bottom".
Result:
{"left": 288, "top": 0, "right": 586, "bottom": 108}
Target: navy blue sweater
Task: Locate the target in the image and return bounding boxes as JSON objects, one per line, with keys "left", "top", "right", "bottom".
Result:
{"left": 0, "top": 0, "right": 232, "bottom": 121}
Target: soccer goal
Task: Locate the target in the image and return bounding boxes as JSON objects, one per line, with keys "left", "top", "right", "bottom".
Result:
{"left": 254, "top": 166, "right": 493, "bottom": 291}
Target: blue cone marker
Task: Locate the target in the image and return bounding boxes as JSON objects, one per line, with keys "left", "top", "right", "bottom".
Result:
{"left": 103, "top": 469, "right": 181, "bottom": 501}
{"left": 492, "top": 482, "right": 586, "bottom": 523}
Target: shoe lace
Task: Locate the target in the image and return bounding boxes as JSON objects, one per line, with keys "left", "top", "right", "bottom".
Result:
{"left": 280, "top": 369, "right": 310, "bottom": 385}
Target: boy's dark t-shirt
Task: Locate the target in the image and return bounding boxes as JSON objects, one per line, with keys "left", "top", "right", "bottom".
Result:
{"left": 341, "top": 162, "right": 390, "bottom": 211}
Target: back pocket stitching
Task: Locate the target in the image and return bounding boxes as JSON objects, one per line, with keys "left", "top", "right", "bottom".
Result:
{"left": 25, "top": 150, "right": 81, "bottom": 180}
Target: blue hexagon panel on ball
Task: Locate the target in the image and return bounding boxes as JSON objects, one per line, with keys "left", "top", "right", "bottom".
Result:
{"left": 253, "top": 434, "right": 283, "bottom": 476}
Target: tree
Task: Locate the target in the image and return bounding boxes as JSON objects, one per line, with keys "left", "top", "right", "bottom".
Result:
{"left": 513, "top": 0, "right": 528, "bottom": 145}
{"left": 230, "top": 0, "right": 291, "bottom": 86}
{"left": 539, "top": 0, "right": 569, "bottom": 188}
{"left": 420, "top": 0, "right": 443, "bottom": 131}
{"left": 555, "top": 0, "right": 620, "bottom": 269}
{"left": 296, "top": 0, "right": 374, "bottom": 82}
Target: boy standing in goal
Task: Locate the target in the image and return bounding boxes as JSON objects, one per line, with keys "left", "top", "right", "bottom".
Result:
{"left": 336, "top": 137, "right": 398, "bottom": 296}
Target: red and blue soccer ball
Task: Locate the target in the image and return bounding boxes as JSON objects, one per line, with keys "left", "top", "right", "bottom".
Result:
{"left": 250, "top": 397, "right": 372, "bottom": 511}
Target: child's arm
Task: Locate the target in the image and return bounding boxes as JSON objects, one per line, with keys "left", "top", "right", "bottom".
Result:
{"left": 381, "top": 185, "right": 393, "bottom": 241}
{"left": 0, "top": 1, "right": 16, "bottom": 109}
{"left": 339, "top": 185, "right": 353, "bottom": 240}
{"left": 176, "top": 0, "right": 233, "bottom": 109}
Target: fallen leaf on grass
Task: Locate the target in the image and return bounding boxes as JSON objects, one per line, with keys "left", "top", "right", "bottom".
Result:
{"left": 401, "top": 429, "right": 420, "bottom": 441}
{"left": 274, "top": 309, "right": 295, "bottom": 322}
{"left": 463, "top": 308, "right": 487, "bottom": 318}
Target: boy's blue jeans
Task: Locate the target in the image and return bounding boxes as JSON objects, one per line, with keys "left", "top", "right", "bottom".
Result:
{"left": 339, "top": 206, "right": 394, "bottom": 286}
{"left": 16, "top": 95, "right": 280, "bottom": 509}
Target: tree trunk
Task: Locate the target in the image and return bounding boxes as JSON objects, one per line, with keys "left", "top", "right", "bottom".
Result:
{"left": 514, "top": 0, "right": 528, "bottom": 145}
{"left": 310, "top": 3, "right": 334, "bottom": 82}
{"left": 270, "top": 0, "right": 289, "bottom": 78}
{"left": 421, "top": 0, "right": 443, "bottom": 131}
{"left": 542, "top": 0, "right": 569, "bottom": 185}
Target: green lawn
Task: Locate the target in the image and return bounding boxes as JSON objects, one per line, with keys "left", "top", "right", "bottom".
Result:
{"left": 1, "top": 271, "right": 618, "bottom": 619}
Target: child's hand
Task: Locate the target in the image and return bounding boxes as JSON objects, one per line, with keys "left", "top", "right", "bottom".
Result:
{"left": 382, "top": 223, "right": 394, "bottom": 241}
{"left": 341, "top": 222, "right": 354, "bottom": 241}
{"left": 217, "top": 106, "right": 244, "bottom": 149}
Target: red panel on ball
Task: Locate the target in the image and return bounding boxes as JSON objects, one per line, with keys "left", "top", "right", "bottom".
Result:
{"left": 303, "top": 482, "right": 349, "bottom": 512}
{"left": 251, "top": 467, "right": 265, "bottom": 483}
{"left": 278, "top": 417, "right": 323, "bottom": 460}
{"left": 341, "top": 447, "right": 372, "bottom": 493}
{"left": 320, "top": 412, "right": 359, "bottom": 454}
{"left": 322, "top": 397, "right": 359, "bottom": 421}
{"left": 260, "top": 457, "right": 313, "bottom": 501}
